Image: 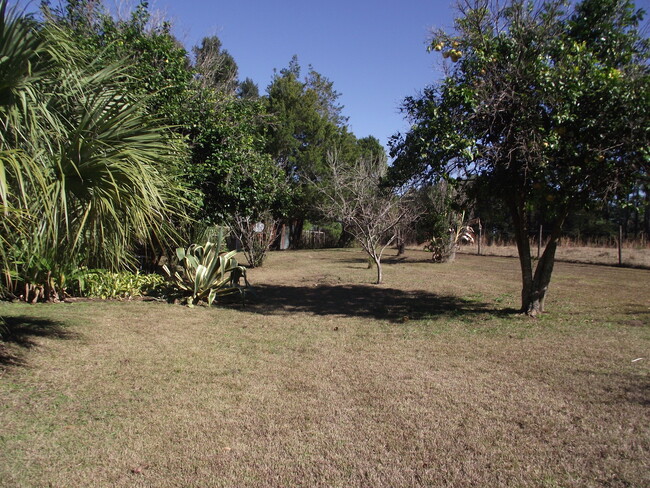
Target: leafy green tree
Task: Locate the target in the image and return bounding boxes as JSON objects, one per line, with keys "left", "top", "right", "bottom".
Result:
{"left": 238, "top": 77, "right": 260, "bottom": 99}
{"left": 42, "top": 0, "right": 191, "bottom": 123}
{"left": 43, "top": 1, "right": 287, "bottom": 230}
{"left": 182, "top": 88, "right": 288, "bottom": 223}
{"left": 265, "top": 56, "right": 352, "bottom": 246}
{"left": 356, "top": 136, "right": 386, "bottom": 161}
{"left": 304, "top": 65, "right": 348, "bottom": 127}
{"left": 389, "top": 0, "right": 649, "bottom": 315}
{"left": 183, "top": 38, "right": 289, "bottom": 226}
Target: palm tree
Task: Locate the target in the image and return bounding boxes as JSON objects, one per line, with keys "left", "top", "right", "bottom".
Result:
{"left": 0, "top": 0, "right": 192, "bottom": 301}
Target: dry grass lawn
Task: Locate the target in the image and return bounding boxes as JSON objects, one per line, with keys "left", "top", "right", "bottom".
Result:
{"left": 1, "top": 249, "right": 648, "bottom": 487}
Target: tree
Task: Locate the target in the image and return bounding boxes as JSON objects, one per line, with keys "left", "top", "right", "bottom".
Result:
{"left": 335, "top": 135, "right": 389, "bottom": 248}
{"left": 228, "top": 212, "right": 278, "bottom": 268}
{"left": 182, "top": 89, "right": 289, "bottom": 224}
{"left": 304, "top": 65, "right": 348, "bottom": 127}
{"left": 265, "top": 56, "right": 350, "bottom": 247}
{"left": 238, "top": 77, "right": 260, "bottom": 99}
{"left": 389, "top": 0, "right": 649, "bottom": 315}
{"left": 415, "top": 180, "right": 467, "bottom": 262}
{"left": 317, "top": 151, "right": 417, "bottom": 284}
{"left": 44, "top": 1, "right": 288, "bottom": 229}
{"left": 193, "top": 35, "right": 238, "bottom": 94}
{"left": 42, "top": 0, "right": 192, "bottom": 123}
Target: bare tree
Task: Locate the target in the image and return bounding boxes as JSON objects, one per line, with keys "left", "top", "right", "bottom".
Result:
{"left": 228, "top": 213, "right": 278, "bottom": 268}
{"left": 192, "top": 36, "right": 239, "bottom": 93}
{"left": 316, "top": 151, "right": 418, "bottom": 284}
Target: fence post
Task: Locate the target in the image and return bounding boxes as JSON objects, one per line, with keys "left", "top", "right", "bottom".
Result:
{"left": 618, "top": 225, "right": 623, "bottom": 266}
{"left": 477, "top": 223, "right": 482, "bottom": 256}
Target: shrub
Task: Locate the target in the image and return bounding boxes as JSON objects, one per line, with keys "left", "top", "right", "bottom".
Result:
{"left": 73, "top": 270, "right": 165, "bottom": 299}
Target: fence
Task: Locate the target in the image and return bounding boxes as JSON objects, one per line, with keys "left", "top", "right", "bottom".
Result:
{"left": 463, "top": 223, "right": 649, "bottom": 267}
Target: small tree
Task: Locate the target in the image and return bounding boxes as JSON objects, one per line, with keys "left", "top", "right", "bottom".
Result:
{"left": 228, "top": 213, "right": 278, "bottom": 268}
{"left": 316, "top": 151, "right": 417, "bottom": 284}
{"left": 425, "top": 210, "right": 476, "bottom": 263}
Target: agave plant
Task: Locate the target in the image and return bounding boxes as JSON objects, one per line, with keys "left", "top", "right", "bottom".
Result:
{"left": 163, "top": 241, "right": 248, "bottom": 307}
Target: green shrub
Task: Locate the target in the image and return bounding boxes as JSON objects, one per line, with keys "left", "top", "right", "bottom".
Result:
{"left": 73, "top": 270, "right": 165, "bottom": 299}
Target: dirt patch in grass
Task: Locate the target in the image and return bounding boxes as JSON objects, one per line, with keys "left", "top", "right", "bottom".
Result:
{"left": 1, "top": 249, "right": 648, "bottom": 487}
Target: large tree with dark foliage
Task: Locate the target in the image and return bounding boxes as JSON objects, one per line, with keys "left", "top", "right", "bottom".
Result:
{"left": 389, "top": 0, "right": 649, "bottom": 315}
{"left": 264, "top": 56, "right": 353, "bottom": 247}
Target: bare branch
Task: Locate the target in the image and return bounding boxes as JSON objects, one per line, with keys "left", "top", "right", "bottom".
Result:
{"left": 312, "top": 151, "right": 421, "bottom": 283}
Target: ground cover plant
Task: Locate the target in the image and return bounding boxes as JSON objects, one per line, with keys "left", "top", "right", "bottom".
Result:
{"left": 1, "top": 249, "right": 648, "bottom": 487}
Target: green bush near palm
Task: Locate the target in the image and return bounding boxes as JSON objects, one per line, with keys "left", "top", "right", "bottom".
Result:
{"left": 71, "top": 270, "right": 165, "bottom": 300}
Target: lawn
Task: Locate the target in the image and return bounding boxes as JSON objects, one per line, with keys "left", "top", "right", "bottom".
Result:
{"left": 1, "top": 249, "right": 648, "bottom": 487}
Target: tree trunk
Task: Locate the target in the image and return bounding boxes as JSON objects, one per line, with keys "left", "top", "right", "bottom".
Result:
{"left": 395, "top": 230, "right": 406, "bottom": 256}
{"left": 397, "top": 241, "right": 405, "bottom": 256}
{"left": 643, "top": 190, "right": 650, "bottom": 239}
{"left": 525, "top": 238, "right": 558, "bottom": 315}
{"left": 289, "top": 219, "right": 304, "bottom": 249}
{"left": 446, "top": 231, "right": 458, "bottom": 263}
{"left": 512, "top": 199, "right": 567, "bottom": 316}
{"left": 508, "top": 193, "right": 535, "bottom": 313}
{"left": 337, "top": 226, "right": 355, "bottom": 248}
{"left": 374, "top": 255, "right": 383, "bottom": 284}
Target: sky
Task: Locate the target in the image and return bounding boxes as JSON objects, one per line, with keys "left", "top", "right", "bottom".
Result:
{"left": 12, "top": 0, "right": 650, "bottom": 151}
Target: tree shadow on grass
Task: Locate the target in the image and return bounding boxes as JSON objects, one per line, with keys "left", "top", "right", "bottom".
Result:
{"left": 246, "top": 284, "right": 517, "bottom": 323}
{"left": 0, "top": 315, "right": 74, "bottom": 368}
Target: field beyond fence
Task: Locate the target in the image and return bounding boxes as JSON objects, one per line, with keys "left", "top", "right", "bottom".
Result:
{"left": 458, "top": 239, "right": 650, "bottom": 268}
{"left": 1, "top": 249, "right": 648, "bottom": 487}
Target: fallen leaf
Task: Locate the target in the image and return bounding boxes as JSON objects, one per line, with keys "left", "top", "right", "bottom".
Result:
{"left": 131, "top": 464, "right": 149, "bottom": 474}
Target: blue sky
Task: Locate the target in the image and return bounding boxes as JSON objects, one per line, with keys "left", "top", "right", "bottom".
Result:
{"left": 13, "top": 0, "right": 459, "bottom": 149}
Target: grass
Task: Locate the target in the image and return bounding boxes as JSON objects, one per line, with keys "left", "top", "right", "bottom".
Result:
{"left": 1, "top": 248, "right": 649, "bottom": 487}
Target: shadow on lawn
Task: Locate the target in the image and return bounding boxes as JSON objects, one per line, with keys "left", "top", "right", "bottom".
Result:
{"left": 247, "top": 283, "right": 517, "bottom": 323}
{"left": 0, "top": 316, "right": 74, "bottom": 368}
